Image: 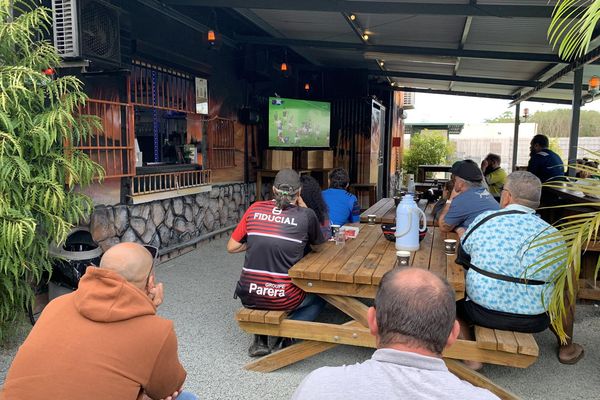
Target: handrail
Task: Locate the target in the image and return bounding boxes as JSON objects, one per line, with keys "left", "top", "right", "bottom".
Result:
{"left": 130, "top": 169, "right": 212, "bottom": 196}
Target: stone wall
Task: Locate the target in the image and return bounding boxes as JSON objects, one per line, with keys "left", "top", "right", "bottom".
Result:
{"left": 87, "top": 182, "right": 256, "bottom": 253}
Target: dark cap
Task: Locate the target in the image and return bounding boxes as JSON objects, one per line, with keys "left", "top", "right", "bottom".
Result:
{"left": 451, "top": 160, "right": 483, "bottom": 182}
{"left": 273, "top": 169, "right": 301, "bottom": 193}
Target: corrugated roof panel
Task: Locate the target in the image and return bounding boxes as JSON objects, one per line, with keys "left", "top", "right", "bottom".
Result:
{"left": 465, "top": 17, "right": 554, "bottom": 53}
{"left": 457, "top": 59, "right": 549, "bottom": 80}
{"left": 359, "top": 14, "right": 465, "bottom": 46}
{"left": 250, "top": 10, "right": 356, "bottom": 42}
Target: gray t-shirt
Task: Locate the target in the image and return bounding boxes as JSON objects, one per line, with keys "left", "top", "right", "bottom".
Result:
{"left": 292, "top": 349, "right": 500, "bottom": 400}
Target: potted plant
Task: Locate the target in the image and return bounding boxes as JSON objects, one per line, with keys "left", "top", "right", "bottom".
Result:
{"left": 0, "top": 1, "right": 103, "bottom": 340}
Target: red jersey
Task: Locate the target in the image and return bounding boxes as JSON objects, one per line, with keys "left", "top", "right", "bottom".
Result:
{"left": 233, "top": 201, "right": 325, "bottom": 310}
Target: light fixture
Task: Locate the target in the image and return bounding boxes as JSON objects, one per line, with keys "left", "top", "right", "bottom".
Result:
{"left": 280, "top": 62, "right": 288, "bottom": 72}
{"left": 589, "top": 75, "right": 600, "bottom": 96}
{"left": 379, "top": 60, "right": 385, "bottom": 67}
{"left": 42, "top": 68, "right": 55, "bottom": 76}
{"left": 207, "top": 29, "right": 216, "bottom": 44}
{"left": 521, "top": 107, "right": 530, "bottom": 122}
{"left": 304, "top": 83, "right": 310, "bottom": 91}
{"left": 362, "top": 33, "right": 369, "bottom": 41}
{"left": 349, "top": 14, "right": 356, "bottom": 21}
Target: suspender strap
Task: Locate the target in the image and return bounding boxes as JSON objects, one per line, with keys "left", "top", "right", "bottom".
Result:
{"left": 461, "top": 210, "right": 548, "bottom": 286}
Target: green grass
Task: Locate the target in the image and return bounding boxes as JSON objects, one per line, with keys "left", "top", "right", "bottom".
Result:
{"left": 268, "top": 97, "right": 331, "bottom": 147}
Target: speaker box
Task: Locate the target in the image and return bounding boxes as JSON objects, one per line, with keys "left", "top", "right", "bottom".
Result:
{"left": 239, "top": 107, "right": 260, "bottom": 125}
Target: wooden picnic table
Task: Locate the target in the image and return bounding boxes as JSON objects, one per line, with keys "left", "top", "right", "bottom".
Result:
{"left": 360, "top": 197, "right": 437, "bottom": 226}
{"left": 237, "top": 224, "right": 533, "bottom": 399}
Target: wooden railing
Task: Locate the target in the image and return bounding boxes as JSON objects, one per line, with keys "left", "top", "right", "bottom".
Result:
{"left": 77, "top": 98, "right": 135, "bottom": 178}
{"left": 207, "top": 117, "right": 236, "bottom": 169}
{"left": 130, "top": 170, "right": 212, "bottom": 196}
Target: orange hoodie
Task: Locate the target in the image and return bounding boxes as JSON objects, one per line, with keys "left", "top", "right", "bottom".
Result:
{"left": 1, "top": 267, "right": 186, "bottom": 400}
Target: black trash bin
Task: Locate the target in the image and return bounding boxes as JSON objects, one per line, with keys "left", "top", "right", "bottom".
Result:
{"left": 48, "top": 229, "right": 103, "bottom": 300}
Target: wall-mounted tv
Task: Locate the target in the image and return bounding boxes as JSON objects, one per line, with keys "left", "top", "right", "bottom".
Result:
{"left": 268, "top": 97, "right": 331, "bottom": 148}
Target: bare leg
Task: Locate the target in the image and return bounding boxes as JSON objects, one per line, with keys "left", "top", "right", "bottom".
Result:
{"left": 550, "top": 292, "right": 584, "bottom": 364}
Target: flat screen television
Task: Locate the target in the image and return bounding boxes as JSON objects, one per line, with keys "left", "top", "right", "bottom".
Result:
{"left": 268, "top": 97, "right": 331, "bottom": 147}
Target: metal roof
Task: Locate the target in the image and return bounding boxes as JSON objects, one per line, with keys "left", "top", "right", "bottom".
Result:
{"left": 166, "top": 0, "right": 600, "bottom": 104}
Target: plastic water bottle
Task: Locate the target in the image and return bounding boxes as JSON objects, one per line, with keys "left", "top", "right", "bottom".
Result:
{"left": 395, "top": 194, "right": 427, "bottom": 251}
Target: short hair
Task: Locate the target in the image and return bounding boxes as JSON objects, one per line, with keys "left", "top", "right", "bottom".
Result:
{"left": 299, "top": 175, "right": 328, "bottom": 224}
{"left": 486, "top": 153, "right": 501, "bottom": 164}
{"left": 505, "top": 171, "right": 541, "bottom": 209}
{"left": 455, "top": 176, "right": 483, "bottom": 189}
{"left": 329, "top": 168, "right": 349, "bottom": 189}
{"left": 374, "top": 268, "right": 456, "bottom": 354}
{"left": 531, "top": 134, "right": 549, "bottom": 148}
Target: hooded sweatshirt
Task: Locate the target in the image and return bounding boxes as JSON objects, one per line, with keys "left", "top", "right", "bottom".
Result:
{"left": 1, "top": 267, "right": 186, "bottom": 400}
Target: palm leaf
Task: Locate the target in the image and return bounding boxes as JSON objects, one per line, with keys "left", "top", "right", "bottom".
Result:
{"left": 548, "top": 0, "right": 600, "bottom": 60}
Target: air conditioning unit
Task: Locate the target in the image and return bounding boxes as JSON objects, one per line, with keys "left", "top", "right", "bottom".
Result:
{"left": 52, "top": 0, "right": 121, "bottom": 67}
{"left": 402, "top": 91, "right": 415, "bottom": 110}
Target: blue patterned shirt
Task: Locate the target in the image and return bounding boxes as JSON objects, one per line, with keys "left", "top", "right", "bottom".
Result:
{"left": 461, "top": 204, "right": 563, "bottom": 315}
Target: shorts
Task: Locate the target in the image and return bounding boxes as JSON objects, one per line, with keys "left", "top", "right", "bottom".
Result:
{"left": 456, "top": 299, "right": 550, "bottom": 333}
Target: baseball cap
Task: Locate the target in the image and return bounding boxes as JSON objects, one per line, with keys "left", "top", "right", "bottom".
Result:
{"left": 451, "top": 160, "right": 483, "bottom": 182}
{"left": 273, "top": 169, "right": 301, "bottom": 194}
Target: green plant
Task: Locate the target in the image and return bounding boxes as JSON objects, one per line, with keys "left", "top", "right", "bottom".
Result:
{"left": 548, "top": 0, "right": 600, "bottom": 60}
{"left": 403, "top": 131, "right": 454, "bottom": 176}
{"left": 529, "top": 150, "right": 600, "bottom": 341}
{"left": 0, "top": 1, "right": 103, "bottom": 341}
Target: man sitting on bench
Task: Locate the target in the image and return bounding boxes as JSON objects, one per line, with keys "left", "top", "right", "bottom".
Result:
{"left": 457, "top": 171, "right": 584, "bottom": 366}
{"left": 292, "top": 268, "right": 499, "bottom": 400}
{"left": 228, "top": 169, "right": 326, "bottom": 357}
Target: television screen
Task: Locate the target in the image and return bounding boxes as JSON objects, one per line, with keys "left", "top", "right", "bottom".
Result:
{"left": 268, "top": 97, "right": 331, "bottom": 147}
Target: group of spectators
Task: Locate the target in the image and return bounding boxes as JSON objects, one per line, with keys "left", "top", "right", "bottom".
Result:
{"left": 0, "top": 133, "right": 589, "bottom": 399}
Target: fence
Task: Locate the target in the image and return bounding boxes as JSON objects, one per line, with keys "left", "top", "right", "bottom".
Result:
{"left": 130, "top": 170, "right": 212, "bottom": 196}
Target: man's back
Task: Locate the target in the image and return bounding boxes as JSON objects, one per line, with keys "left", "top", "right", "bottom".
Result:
{"left": 322, "top": 188, "right": 360, "bottom": 226}
{"left": 527, "top": 149, "right": 564, "bottom": 182}
{"left": 2, "top": 268, "right": 185, "bottom": 400}
{"left": 292, "top": 349, "right": 498, "bottom": 400}
{"left": 444, "top": 187, "right": 499, "bottom": 230}
{"left": 462, "top": 204, "right": 562, "bottom": 315}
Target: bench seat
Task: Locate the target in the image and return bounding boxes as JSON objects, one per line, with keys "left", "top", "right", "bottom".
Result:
{"left": 475, "top": 326, "right": 539, "bottom": 357}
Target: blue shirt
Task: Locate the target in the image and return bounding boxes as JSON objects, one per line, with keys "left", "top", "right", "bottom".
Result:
{"left": 461, "top": 204, "right": 563, "bottom": 315}
{"left": 322, "top": 188, "right": 360, "bottom": 226}
{"left": 445, "top": 187, "right": 499, "bottom": 230}
{"left": 527, "top": 149, "right": 565, "bottom": 182}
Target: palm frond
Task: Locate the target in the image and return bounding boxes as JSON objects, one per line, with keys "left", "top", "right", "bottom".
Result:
{"left": 548, "top": 0, "right": 600, "bottom": 60}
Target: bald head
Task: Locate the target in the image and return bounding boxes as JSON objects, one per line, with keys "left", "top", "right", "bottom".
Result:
{"left": 99, "top": 242, "right": 153, "bottom": 290}
{"left": 375, "top": 267, "right": 456, "bottom": 354}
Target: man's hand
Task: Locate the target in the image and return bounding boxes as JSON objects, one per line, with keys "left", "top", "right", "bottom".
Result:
{"left": 449, "top": 188, "right": 461, "bottom": 200}
{"left": 147, "top": 275, "right": 164, "bottom": 307}
{"left": 481, "top": 159, "right": 488, "bottom": 172}
{"left": 142, "top": 386, "right": 184, "bottom": 400}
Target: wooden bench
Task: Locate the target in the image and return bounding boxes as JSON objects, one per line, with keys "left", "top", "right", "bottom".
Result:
{"left": 474, "top": 326, "right": 539, "bottom": 358}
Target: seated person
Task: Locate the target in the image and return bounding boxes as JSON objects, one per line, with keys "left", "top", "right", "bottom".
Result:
{"left": 457, "top": 171, "right": 583, "bottom": 366}
{"left": 481, "top": 153, "right": 507, "bottom": 200}
{"left": 1, "top": 243, "right": 195, "bottom": 400}
{"left": 527, "top": 134, "right": 565, "bottom": 182}
{"left": 438, "top": 160, "right": 499, "bottom": 236}
{"left": 228, "top": 169, "right": 326, "bottom": 357}
{"left": 322, "top": 168, "right": 360, "bottom": 226}
{"left": 292, "top": 268, "right": 499, "bottom": 400}
{"left": 299, "top": 175, "right": 331, "bottom": 240}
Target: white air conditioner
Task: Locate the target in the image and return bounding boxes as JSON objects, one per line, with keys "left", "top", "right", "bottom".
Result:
{"left": 52, "top": 0, "right": 121, "bottom": 66}
{"left": 402, "top": 91, "right": 415, "bottom": 110}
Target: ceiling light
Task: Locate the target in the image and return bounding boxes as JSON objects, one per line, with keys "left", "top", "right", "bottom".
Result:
{"left": 362, "top": 34, "right": 369, "bottom": 41}
{"left": 349, "top": 14, "right": 356, "bottom": 21}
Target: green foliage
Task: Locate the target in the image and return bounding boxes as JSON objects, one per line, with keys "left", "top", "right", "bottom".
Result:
{"left": 548, "top": 0, "right": 600, "bottom": 60}
{"left": 403, "top": 131, "right": 454, "bottom": 176}
{"left": 484, "top": 110, "right": 514, "bottom": 123}
{"left": 0, "top": 1, "right": 103, "bottom": 341}
{"left": 485, "top": 109, "right": 600, "bottom": 137}
{"left": 529, "top": 149, "right": 600, "bottom": 342}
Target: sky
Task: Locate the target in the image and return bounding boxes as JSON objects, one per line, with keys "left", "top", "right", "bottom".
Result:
{"left": 405, "top": 93, "right": 600, "bottom": 125}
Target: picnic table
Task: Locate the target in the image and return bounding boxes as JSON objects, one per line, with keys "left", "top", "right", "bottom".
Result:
{"left": 236, "top": 225, "right": 537, "bottom": 399}
{"left": 360, "top": 197, "right": 437, "bottom": 226}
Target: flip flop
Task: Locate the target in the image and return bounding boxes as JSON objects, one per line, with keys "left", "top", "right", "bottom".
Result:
{"left": 558, "top": 344, "right": 584, "bottom": 365}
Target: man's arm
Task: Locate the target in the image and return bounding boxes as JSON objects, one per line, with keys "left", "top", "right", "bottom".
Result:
{"left": 227, "top": 238, "right": 247, "bottom": 253}
{"left": 227, "top": 206, "right": 250, "bottom": 253}
{"left": 438, "top": 189, "right": 461, "bottom": 233}
{"left": 144, "top": 326, "right": 187, "bottom": 400}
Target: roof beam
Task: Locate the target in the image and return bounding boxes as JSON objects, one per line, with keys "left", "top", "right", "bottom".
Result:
{"left": 372, "top": 84, "right": 573, "bottom": 105}
{"left": 511, "top": 44, "right": 600, "bottom": 105}
{"left": 368, "top": 69, "right": 574, "bottom": 89}
{"left": 164, "top": 0, "right": 571, "bottom": 18}
{"left": 449, "top": 14, "right": 473, "bottom": 90}
{"left": 236, "top": 35, "right": 564, "bottom": 63}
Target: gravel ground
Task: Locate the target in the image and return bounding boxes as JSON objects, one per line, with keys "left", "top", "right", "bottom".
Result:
{"left": 2, "top": 236, "right": 600, "bottom": 399}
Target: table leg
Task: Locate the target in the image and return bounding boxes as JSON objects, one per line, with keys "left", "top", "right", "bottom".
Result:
{"left": 245, "top": 341, "right": 338, "bottom": 372}
{"left": 444, "top": 359, "right": 521, "bottom": 400}
{"left": 320, "top": 294, "right": 370, "bottom": 327}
